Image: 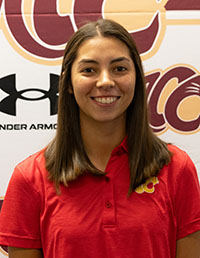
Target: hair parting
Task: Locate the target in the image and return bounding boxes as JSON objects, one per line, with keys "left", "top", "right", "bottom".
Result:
{"left": 45, "top": 19, "right": 171, "bottom": 195}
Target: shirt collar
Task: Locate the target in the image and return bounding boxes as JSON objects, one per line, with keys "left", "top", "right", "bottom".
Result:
{"left": 120, "top": 135, "right": 128, "bottom": 153}
{"left": 111, "top": 136, "right": 128, "bottom": 156}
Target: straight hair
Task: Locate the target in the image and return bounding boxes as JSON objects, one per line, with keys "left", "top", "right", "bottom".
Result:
{"left": 45, "top": 19, "right": 171, "bottom": 195}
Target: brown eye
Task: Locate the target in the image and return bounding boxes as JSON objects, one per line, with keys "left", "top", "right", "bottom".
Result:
{"left": 82, "top": 68, "right": 95, "bottom": 73}
{"left": 115, "top": 66, "right": 127, "bottom": 72}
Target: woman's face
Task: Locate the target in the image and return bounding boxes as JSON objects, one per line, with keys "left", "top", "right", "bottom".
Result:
{"left": 71, "top": 36, "right": 136, "bottom": 126}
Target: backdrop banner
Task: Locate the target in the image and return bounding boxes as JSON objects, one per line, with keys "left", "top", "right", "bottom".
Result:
{"left": 0, "top": 0, "right": 200, "bottom": 256}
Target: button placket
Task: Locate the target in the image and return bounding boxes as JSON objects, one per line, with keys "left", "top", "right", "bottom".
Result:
{"left": 102, "top": 174, "right": 115, "bottom": 227}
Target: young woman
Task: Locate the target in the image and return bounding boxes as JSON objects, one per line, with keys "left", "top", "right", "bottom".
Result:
{"left": 0, "top": 19, "right": 200, "bottom": 258}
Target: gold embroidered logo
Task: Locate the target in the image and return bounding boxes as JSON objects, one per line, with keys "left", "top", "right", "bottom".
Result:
{"left": 135, "top": 177, "right": 159, "bottom": 194}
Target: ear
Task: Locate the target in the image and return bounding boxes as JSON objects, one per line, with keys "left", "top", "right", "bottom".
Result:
{"left": 68, "top": 82, "right": 74, "bottom": 94}
{"left": 68, "top": 88, "right": 73, "bottom": 94}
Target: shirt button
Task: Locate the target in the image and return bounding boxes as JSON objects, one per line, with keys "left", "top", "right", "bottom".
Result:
{"left": 105, "top": 201, "right": 112, "bottom": 208}
{"left": 105, "top": 176, "right": 110, "bottom": 183}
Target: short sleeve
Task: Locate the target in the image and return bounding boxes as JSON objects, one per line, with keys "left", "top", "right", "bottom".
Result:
{"left": 0, "top": 165, "right": 42, "bottom": 248}
{"left": 174, "top": 153, "right": 200, "bottom": 239}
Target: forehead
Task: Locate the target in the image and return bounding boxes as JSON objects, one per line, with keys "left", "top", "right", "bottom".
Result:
{"left": 74, "top": 36, "right": 131, "bottom": 61}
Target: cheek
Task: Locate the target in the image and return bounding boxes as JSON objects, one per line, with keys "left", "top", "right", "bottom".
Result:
{"left": 71, "top": 77, "right": 92, "bottom": 102}
{"left": 120, "top": 76, "right": 136, "bottom": 96}
{"left": 72, "top": 73, "right": 94, "bottom": 92}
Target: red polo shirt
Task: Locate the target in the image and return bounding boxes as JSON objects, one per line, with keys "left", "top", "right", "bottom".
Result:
{"left": 0, "top": 141, "right": 200, "bottom": 258}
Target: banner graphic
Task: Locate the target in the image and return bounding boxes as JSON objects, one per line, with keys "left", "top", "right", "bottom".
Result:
{"left": 0, "top": 1, "right": 199, "bottom": 256}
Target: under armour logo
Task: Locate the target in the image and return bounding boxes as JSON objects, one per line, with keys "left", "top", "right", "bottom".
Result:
{"left": 0, "top": 74, "right": 59, "bottom": 116}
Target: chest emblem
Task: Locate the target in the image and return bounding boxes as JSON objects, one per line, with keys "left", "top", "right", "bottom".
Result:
{"left": 135, "top": 177, "right": 159, "bottom": 194}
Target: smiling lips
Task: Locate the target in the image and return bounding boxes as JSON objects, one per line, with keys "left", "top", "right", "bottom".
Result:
{"left": 92, "top": 96, "right": 119, "bottom": 104}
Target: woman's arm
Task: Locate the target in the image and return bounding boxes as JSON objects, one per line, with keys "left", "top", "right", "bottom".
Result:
{"left": 176, "top": 231, "right": 200, "bottom": 258}
{"left": 8, "top": 247, "right": 43, "bottom": 258}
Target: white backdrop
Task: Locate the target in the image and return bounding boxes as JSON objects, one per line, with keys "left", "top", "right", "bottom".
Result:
{"left": 0, "top": 1, "right": 200, "bottom": 256}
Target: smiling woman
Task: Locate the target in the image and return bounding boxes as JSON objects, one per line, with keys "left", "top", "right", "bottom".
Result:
{"left": 0, "top": 19, "right": 199, "bottom": 258}
{"left": 71, "top": 36, "right": 136, "bottom": 127}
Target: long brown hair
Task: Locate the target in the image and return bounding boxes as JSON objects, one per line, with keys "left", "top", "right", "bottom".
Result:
{"left": 45, "top": 19, "right": 171, "bottom": 194}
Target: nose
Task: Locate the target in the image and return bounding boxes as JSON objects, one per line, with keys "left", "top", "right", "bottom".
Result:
{"left": 96, "top": 70, "right": 115, "bottom": 88}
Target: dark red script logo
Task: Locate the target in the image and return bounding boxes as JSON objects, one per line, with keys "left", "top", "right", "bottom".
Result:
{"left": 147, "top": 65, "right": 200, "bottom": 134}
{"left": 1, "top": 0, "right": 199, "bottom": 63}
{"left": 0, "top": 0, "right": 166, "bottom": 61}
{"left": 165, "top": 0, "right": 200, "bottom": 10}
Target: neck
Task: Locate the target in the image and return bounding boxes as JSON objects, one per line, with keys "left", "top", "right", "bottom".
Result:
{"left": 80, "top": 116, "right": 126, "bottom": 171}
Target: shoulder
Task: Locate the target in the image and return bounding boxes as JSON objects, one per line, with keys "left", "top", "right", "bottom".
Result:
{"left": 18, "top": 148, "right": 46, "bottom": 169}
{"left": 168, "top": 144, "right": 188, "bottom": 160}
{"left": 163, "top": 144, "right": 199, "bottom": 194}
{"left": 159, "top": 144, "right": 199, "bottom": 193}
{"left": 2, "top": 149, "right": 48, "bottom": 211}
{"left": 165, "top": 145, "right": 200, "bottom": 239}
{"left": 17, "top": 148, "right": 46, "bottom": 173}
{"left": 13, "top": 148, "right": 48, "bottom": 189}
{"left": 167, "top": 144, "right": 196, "bottom": 172}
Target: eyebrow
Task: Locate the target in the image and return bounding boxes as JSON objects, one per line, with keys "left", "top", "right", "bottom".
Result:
{"left": 78, "top": 59, "right": 98, "bottom": 65}
{"left": 111, "top": 57, "right": 131, "bottom": 64}
{"left": 78, "top": 57, "right": 131, "bottom": 65}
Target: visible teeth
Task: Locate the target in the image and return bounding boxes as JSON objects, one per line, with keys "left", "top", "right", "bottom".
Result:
{"left": 94, "top": 97, "right": 117, "bottom": 104}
